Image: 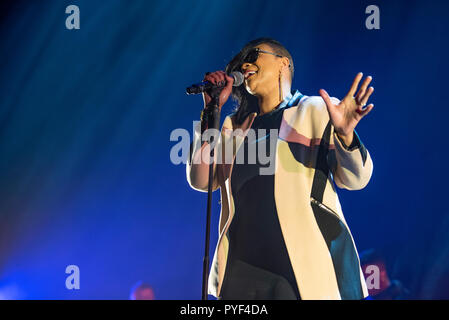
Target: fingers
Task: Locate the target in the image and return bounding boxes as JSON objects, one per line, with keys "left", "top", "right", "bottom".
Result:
{"left": 358, "top": 86, "right": 374, "bottom": 107}
{"left": 319, "top": 88, "right": 331, "bottom": 105}
{"left": 203, "top": 71, "right": 227, "bottom": 85}
{"left": 358, "top": 103, "right": 374, "bottom": 117}
{"left": 216, "top": 71, "right": 231, "bottom": 87}
{"left": 347, "top": 72, "right": 364, "bottom": 97}
{"left": 348, "top": 73, "right": 374, "bottom": 114}
{"left": 203, "top": 72, "right": 217, "bottom": 83}
{"left": 203, "top": 72, "right": 211, "bottom": 82}
{"left": 224, "top": 72, "right": 234, "bottom": 88}
{"left": 209, "top": 73, "right": 221, "bottom": 84}
{"left": 319, "top": 89, "right": 336, "bottom": 112}
{"left": 355, "top": 75, "right": 372, "bottom": 102}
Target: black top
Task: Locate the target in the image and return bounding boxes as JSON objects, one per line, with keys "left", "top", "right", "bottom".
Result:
{"left": 221, "top": 106, "right": 301, "bottom": 299}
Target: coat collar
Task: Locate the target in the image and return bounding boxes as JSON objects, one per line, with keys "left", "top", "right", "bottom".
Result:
{"left": 256, "top": 89, "right": 305, "bottom": 114}
{"left": 249, "top": 89, "right": 305, "bottom": 119}
{"left": 280, "top": 89, "right": 305, "bottom": 109}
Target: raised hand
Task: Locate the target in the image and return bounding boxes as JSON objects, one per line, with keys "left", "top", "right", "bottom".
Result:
{"left": 319, "top": 72, "right": 374, "bottom": 145}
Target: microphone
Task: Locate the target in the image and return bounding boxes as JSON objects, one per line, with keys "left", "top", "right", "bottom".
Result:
{"left": 186, "top": 71, "right": 244, "bottom": 95}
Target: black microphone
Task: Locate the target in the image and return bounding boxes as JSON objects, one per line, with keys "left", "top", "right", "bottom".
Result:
{"left": 186, "top": 71, "right": 244, "bottom": 95}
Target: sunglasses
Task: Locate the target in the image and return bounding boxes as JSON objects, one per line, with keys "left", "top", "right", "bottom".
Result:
{"left": 241, "top": 48, "right": 290, "bottom": 70}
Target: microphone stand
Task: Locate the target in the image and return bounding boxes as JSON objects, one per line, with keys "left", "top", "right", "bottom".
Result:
{"left": 202, "top": 87, "right": 221, "bottom": 300}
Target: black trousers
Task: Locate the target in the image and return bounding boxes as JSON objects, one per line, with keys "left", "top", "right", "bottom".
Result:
{"left": 219, "top": 259, "right": 300, "bottom": 300}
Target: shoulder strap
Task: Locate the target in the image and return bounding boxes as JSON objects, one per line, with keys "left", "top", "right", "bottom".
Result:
{"left": 310, "top": 120, "right": 333, "bottom": 202}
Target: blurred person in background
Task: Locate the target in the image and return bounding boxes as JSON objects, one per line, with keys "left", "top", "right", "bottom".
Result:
{"left": 129, "top": 281, "right": 155, "bottom": 300}
{"left": 360, "top": 248, "right": 409, "bottom": 300}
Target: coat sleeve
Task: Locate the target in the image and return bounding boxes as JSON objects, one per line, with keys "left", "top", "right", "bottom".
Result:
{"left": 329, "top": 128, "right": 373, "bottom": 190}
{"left": 324, "top": 96, "right": 374, "bottom": 190}
{"left": 186, "top": 115, "right": 231, "bottom": 192}
{"left": 306, "top": 95, "right": 373, "bottom": 190}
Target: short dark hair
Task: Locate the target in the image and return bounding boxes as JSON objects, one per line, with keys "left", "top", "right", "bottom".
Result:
{"left": 225, "top": 38, "right": 294, "bottom": 125}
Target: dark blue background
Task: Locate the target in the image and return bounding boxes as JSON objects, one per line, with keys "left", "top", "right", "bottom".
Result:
{"left": 0, "top": 0, "right": 448, "bottom": 299}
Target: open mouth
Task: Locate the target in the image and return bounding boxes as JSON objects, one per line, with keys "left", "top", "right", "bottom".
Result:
{"left": 245, "top": 70, "right": 257, "bottom": 79}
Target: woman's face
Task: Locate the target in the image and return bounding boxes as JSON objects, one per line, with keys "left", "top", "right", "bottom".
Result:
{"left": 240, "top": 43, "right": 284, "bottom": 96}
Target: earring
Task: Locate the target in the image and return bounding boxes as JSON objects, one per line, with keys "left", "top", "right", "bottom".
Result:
{"left": 279, "top": 70, "right": 282, "bottom": 102}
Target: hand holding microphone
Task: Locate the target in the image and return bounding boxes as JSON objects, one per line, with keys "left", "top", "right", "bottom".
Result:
{"left": 186, "top": 71, "right": 244, "bottom": 110}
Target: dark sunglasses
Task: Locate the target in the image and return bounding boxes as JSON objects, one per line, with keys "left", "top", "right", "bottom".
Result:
{"left": 243, "top": 48, "right": 284, "bottom": 64}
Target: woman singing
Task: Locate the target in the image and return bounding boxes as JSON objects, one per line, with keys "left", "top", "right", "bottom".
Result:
{"left": 186, "top": 38, "right": 374, "bottom": 300}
